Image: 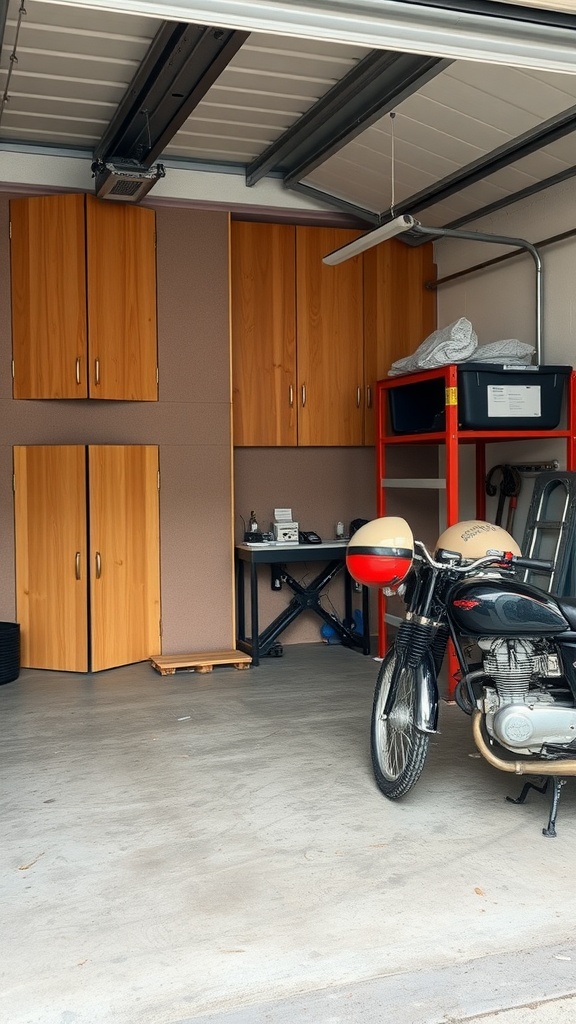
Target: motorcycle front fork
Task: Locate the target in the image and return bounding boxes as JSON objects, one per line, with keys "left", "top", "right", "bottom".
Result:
{"left": 506, "top": 776, "right": 567, "bottom": 838}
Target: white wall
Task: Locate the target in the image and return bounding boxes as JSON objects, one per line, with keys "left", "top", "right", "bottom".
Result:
{"left": 435, "top": 177, "right": 576, "bottom": 363}
{"left": 434, "top": 177, "right": 576, "bottom": 544}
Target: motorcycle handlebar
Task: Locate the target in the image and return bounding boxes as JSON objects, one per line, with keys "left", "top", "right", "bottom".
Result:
{"left": 415, "top": 542, "right": 554, "bottom": 575}
{"left": 510, "top": 554, "right": 555, "bottom": 572}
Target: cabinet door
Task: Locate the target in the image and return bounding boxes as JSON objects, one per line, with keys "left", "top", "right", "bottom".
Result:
{"left": 86, "top": 196, "right": 158, "bottom": 401}
{"left": 363, "top": 239, "right": 436, "bottom": 445}
{"left": 11, "top": 195, "right": 88, "bottom": 399}
{"left": 89, "top": 445, "right": 161, "bottom": 671}
{"left": 14, "top": 446, "right": 89, "bottom": 671}
{"left": 231, "top": 221, "right": 297, "bottom": 445}
{"left": 296, "top": 227, "right": 364, "bottom": 446}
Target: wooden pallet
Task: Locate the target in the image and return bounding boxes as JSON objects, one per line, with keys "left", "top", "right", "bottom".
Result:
{"left": 150, "top": 649, "right": 252, "bottom": 676}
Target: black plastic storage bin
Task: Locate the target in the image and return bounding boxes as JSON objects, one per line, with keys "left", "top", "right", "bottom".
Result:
{"left": 0, "top": 622, "right": 20, "bottom": 684}
{"left": 388, "top": 364, "right": 572, "bottom": 434}
{"left": 457, "top": 363, "right": 572, "bottom": 430}
{"left": 388, "top": 375, "right": 446, "bottom": 434}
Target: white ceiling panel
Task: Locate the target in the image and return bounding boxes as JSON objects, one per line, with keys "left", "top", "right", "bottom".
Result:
{"left": 303, "top": 57, "right": 576, "bottom": 220}
{"left": 164, "top": 31, "right": 367, "bottom": 162}
{"left": 0, "top": 0, "right": 160, "bottom": 151}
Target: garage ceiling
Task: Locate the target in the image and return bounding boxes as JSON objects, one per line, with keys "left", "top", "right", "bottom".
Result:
{"left": 2, "top": 0, "right": 576, "bottom": 232}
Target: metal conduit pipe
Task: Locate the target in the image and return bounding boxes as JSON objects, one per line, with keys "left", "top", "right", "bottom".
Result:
{"left": 472, "top": 711, "right": 576, "bottom": 776}
{"left": 430, "top": 226, "right": 576, "bottom": 289}
{"left": 410, "top": 219, "right": 543, "bottom": 364}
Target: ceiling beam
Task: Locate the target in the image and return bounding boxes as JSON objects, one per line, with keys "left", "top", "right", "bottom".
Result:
{"left": 93, "top": 21, "right": 248, "bottom": 167}
{"left": 0, "top": 0, "right": 8, "bottom": 59}
{"left": 47, "top": 0, "right": 576, "bottom": 73}
{"left": 247, "top": 51, "right": 450, "bottom": 187}
{"left": 443, "top": 165, "right": 576, "bottom": 230}
{"left": 288, "top": 181, "right": 380, "bottom": 225}
{"left": 376, "top": 101, "right": 576, "bottom": 222}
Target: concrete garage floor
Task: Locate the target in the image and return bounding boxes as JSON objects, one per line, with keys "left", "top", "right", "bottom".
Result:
{"left": 2, "top": 643, "right": 576, "bottom": 1024}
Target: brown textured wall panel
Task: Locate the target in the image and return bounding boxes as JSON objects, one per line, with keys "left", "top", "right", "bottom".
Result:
{"left": 0, "top": 399, "right": 230, "bottom": 447}
{"left": 159, "top": 444, "right": 234, "bottom": 651}
{"left": 157, "top": 208, "right": 231, "bottom": 405}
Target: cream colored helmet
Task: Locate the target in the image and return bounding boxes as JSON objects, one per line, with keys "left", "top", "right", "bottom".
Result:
{"left": 435, "top": 520, "right": 521, "bottom": 559}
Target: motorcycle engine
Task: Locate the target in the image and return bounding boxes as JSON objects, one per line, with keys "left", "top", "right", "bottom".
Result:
{"left": 478, "top": 637, "right": 576, "bottom": 755}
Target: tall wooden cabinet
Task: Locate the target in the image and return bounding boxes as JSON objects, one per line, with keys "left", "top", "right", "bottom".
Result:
{"left": 231, "top": 220, "right": 436, "bottom": 447}
{"left": 14, "top": 444, "right": 161, "bottom": 672}
{"left": 10, "top": 193, "right": 158, "bottom": 400}
{"left": 296, "top": 226, "right": 364, "bottom": 446}
{"left": 231, "top": 222, "right": 297, "bottom": 446}
{"left": 231, "top": 222, "right": 363, "bottom": 447}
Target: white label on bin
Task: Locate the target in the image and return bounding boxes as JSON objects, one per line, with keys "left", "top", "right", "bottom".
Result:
{"left": 487, "top": 384, "right": 541, "bottom": 418}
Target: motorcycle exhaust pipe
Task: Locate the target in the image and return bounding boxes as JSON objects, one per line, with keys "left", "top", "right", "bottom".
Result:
{"left": 472, "top": 712, "right": 576, "bottom": 776}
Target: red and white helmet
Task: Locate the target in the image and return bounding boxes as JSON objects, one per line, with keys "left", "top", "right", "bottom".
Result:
{"left": 346, "top": 517, "right": 414, "bottom": 589}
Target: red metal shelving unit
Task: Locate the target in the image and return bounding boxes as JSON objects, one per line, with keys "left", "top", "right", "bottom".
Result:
{"left": 376, "top": 364, "right": 576, "bottom": 696}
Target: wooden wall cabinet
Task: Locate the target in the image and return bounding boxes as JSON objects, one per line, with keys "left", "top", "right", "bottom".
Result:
{"left": 296, "top": 226, "right": 364, "bottom": 446}
{"left": 10, "top": 193, "right": 158, "bottom": 400}
{"left": 231, "top": 221, "right": 297, "bottom": 446}
{"left": 14, "top": 444, "right": 161, "bottom": 672}
{"left": 231, "top": 221, "right": 436, "bottom": 447}
{"left": 363, "top": 237, "right": 437, "bottom": 445}
{"left": 231, "top": 223, "right": 364, "bottom": 446}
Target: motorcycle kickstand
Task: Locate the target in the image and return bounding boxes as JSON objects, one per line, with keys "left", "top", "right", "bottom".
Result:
{"left": 506, "top": 776, "right": 566, "bottom": 838}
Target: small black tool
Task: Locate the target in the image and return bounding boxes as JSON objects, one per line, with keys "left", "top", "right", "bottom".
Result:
{"left": 299, "top": 530, "right": 322, "bottom": 544}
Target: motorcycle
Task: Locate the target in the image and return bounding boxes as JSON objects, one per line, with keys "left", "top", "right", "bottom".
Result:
{"left": 346, "top": 516, "right": 576, "bottom": 837}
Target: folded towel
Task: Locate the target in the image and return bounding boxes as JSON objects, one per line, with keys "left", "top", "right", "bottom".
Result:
{"left": 388, "top": 317, "right": 478, "bottom": 376}
{"left": 465, "top": 340, "right": 535, "bottom": 365}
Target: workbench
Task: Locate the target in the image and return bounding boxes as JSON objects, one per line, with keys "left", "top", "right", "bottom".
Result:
{"left": 235, "top": 541, "right": 370, "bottom": 666}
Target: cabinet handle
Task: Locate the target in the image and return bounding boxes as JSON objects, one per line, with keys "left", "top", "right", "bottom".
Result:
{"left": 289, "top": 384, "right": 294, "bottom": 408}
{"left": 366, "top": 384, "right": 372, "bottom": 409}
{"left": 357, "top": 385, "right": 361, "bottom": 408}
{"left": 301, "top": 384, "right": 306, "bottom": 408}
{"left": 95, "top": 551, "right": 102, "bottom": 579}
{"left": 95, "top": 358, "right": 100, "bottom": 385}
{"left": 75, "top": 552, "right": 81, "bottom": 580}
{"left": 76, "top": 358, "right": 81, "bottom": 385}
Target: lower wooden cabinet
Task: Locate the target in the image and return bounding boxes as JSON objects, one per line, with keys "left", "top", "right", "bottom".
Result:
{"left": 13, "top": 444, "right": 161, "bottom": 672}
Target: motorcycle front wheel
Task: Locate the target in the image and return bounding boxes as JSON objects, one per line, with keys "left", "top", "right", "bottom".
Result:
{"left": 371, "top": 648, "right": 430, "bottom": 799}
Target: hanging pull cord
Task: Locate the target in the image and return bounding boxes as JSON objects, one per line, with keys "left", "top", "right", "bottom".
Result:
{"left": 389, "top": 111, "right": 396, "bottom": 218}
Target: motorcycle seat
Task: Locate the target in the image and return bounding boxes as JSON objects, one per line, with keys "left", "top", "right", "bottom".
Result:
{"left": 556, "top": 597, "right": 576, "bottom": 631}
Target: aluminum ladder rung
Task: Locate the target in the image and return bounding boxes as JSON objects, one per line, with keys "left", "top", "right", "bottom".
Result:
{"left": 521, "top": 472, "right": 576, "bottom": 596}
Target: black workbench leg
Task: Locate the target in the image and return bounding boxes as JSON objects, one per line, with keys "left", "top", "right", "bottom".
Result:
{"left": 237, "top": 559, "right": 246, "bottom": 644}
{"left": 344, "top": 569, "right": 353, "bottom": 628}
{"left": 250, "top": 561, "right": 260, "bottom": 666}
{"left": 362, "top": 585, "right": 371, "bottom": 655}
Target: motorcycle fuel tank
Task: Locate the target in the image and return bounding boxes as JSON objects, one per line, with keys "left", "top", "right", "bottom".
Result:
{"left": 449, "top": 577, "right": 569, "bottom": 635}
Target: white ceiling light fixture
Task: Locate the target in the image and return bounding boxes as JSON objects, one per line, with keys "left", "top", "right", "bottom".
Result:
{"left": 322, "top": 215, "right": 415, "bottom": 264}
